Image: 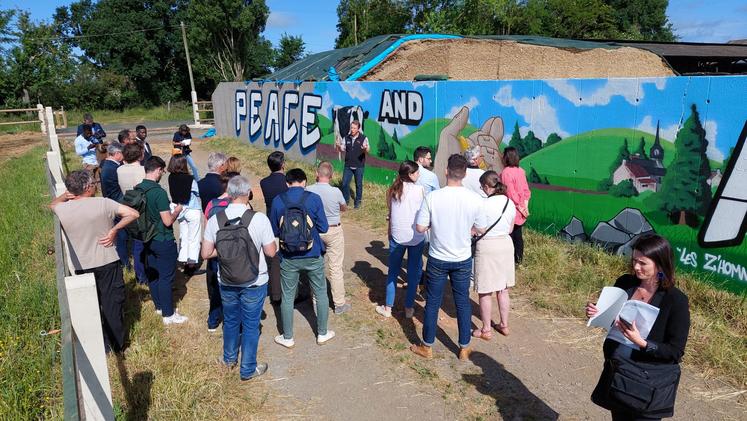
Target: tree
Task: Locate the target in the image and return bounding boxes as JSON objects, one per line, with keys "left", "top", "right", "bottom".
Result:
{"left": 523, "top": 130, "right": 543, "bottom": 156}
{"left": 389, "top": 129, "right": 399, "bottom": 160}
{"left": 508, "top": 121, "right": 525, "bottom": 157}
{"left": 602, "top": 0, "right": 675, "bottom": 41}
{"left": 5, "top": 12, "right": 76, "bottom": 107}
{"left": 634, "top": 137, "right": 648, "bottom": 159}
{"left": 335, "top": 0, "right": 409, "bottom": 48}
{"left": 610, "top": 138, "right": 631, "bottom": 171}
{"left": 610, "top": 179, "right": 638, "bottom": 197}
{"left": 545, "top": 132, "right": 562, "bottom": 146}
{"left": 658, "top": 104, "right": 712, "bottom": 225}
{"left": 55, "top": 0, "right": 190, "bottom": 105}
{"left": 377, "top": 128, "right": 388, "bottom": 158}
{"left": 188, "top": 0, "right": 273, "bottom": 86}
{"left": 274, "top": 33, "right": 306, "bottom": 70}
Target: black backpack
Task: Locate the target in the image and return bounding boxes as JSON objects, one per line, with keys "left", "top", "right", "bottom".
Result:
{"left": 278, "top": 192, "right": 314, "bottom": 253}
{"left": 215, "top": 210, "right": 260, "bottom": 285}
{"left": 122, "top": 184, "right": 158, "bottom": 242}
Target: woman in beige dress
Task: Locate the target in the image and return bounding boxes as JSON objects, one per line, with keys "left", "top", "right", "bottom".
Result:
{"left": 473, "top": 171, "right": 516, "bottom": 340}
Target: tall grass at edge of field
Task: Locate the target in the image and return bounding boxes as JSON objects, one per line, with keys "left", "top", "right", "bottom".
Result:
{"left": 0, "top": 146, "right": 63, "bottom": 418}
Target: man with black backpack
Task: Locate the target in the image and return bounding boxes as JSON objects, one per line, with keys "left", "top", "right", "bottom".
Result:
{"left": 201, "top": 176, "right": 277, "bottom": 381}
{"left": 269, "top": 169, "right": 334, "bottom": 348}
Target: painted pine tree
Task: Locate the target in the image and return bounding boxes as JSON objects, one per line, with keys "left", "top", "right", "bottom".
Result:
{"left": 634, "top": 137, "right": 648, "bottom": 159}
{"left": 508, "top": 121, "right": 525, "bottom": 157}
{"left": 658, "top": 104, "right": 712, "bottom": 225}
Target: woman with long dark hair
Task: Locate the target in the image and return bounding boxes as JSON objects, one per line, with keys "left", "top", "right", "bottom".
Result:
{"left": 167, "top": 154, "right": 202, "bottom": 274}
{"left": 376, "top": 160, "right": 426, "bottom": 319}
{"left": 500, "top": 147, "right": 531, "bottom": 265}
{"left": 587, "top": 234, "right": 690, "bottom": 420}
{"left": 472, "top": 171, "right": 516, "bottom": 339}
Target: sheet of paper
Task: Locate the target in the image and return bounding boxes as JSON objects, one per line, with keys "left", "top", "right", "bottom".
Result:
{"left": 606, "top": 300, "right": 660, "bottom": 348}
{"left": 587, "top": 286, "right": 628, "bottom": 331}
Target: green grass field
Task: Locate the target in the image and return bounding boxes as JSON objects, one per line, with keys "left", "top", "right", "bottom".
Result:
{"left": 0, "top": 146, "right": 63, "bottom": 418}
{"left": 66, "top": 103, "right": 194, "bottom": 126}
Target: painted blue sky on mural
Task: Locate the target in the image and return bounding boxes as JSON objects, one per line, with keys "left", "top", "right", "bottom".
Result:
{"left": 316, "top": 77, "right": 744, "bottom": 163}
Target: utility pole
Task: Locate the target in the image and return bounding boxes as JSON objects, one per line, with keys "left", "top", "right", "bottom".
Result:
{"left": 180, "top": 21, "right": 200, "bottom": 126}
{"left": 353, "top": 14, "right": 358, "bottom": 45}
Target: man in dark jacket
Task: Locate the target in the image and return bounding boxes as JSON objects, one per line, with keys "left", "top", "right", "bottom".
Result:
{"left": 336, "top": 120, "right": 369, "bottom": 209}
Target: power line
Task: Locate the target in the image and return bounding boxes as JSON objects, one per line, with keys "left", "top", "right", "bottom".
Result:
{"left": 13, "top": 24, "right": 187, "bottom": 43}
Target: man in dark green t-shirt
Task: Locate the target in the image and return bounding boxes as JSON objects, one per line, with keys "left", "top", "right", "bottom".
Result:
{"left": 137, "top": 156, "right": 188, "bottom": 325}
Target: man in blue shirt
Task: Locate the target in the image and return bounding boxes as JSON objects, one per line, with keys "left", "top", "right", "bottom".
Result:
{"left": 100, "top": 142, "right": 131, "bottom": 269}
{"left": 269, "top": 169, "right": 335, "bottom": 348}
{"left": 74, "top": 125, "right": 100, "bottom": 175}
{"left": 414, "top": 146, "right": 440, "bottom": 194}
{"left": 76, "top": 113, "right": 107, "bottom": 140}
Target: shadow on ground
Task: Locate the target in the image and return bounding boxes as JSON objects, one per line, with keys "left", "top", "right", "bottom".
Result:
{"left": 465, "top": 351, "right": 559, "bottom": 420}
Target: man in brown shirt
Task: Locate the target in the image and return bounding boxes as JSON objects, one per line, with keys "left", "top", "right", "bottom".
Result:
{"left": 51, "top": 170, "right": 139, "bottom": 353}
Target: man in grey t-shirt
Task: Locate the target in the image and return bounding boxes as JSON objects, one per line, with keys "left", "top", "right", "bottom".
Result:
{"left": 306, "top": 161, "right": 351, "bottom": 314}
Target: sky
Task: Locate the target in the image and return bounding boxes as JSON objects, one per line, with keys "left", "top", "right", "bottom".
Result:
{"left": 14, "top": 0, "right": 747, "bottom": 53}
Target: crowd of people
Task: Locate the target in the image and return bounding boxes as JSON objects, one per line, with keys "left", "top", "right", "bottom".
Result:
{"left": 55, "top": 114, "right": 691, "bottom": 419}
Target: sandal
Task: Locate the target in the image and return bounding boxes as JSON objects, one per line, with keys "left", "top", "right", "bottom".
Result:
{"left": 472, "top": 328, "right": 492, "bottom": 341}
{"left": 494, "top": 324, "right": 510, "bottom": 337}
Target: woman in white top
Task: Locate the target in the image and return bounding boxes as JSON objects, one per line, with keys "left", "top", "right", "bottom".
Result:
{"left": 376, "top": 160, "right": 426, "bottom": 319}
{"left": 473, "top": 170, "right": 517, "bottom": 340}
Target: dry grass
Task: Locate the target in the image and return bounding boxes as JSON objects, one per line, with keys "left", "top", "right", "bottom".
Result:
{"left": 205, "top": 136, "right": 747, "bottom": 389}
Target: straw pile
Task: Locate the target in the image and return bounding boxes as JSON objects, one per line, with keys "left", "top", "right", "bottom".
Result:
{"left": 360, "top": 38, "right": 675, "bottom": 80}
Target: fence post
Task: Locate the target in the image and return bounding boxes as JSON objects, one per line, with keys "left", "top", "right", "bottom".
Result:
{"left": 61, "top": 106, "right": 68, "bottom": 129}
{"left": 45, "top": 107, "right": 60, "bottom": 154}
{"left": 64, "top": 273, "right": 114, "bottom": 421}
{"left": 37, "top": 104, "right": 46, "bottom": 134}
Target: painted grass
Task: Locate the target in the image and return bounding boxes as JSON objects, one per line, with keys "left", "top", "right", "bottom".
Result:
{"left": 205, "top": 136, "right": 746, "bottom": 388}
{"left": 0, "top": 146, "right": 63, "bottom": 418}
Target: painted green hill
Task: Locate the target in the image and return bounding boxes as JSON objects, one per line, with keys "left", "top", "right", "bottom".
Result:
{"left": 521, "top": 128, "right": 678, "bottom": 190}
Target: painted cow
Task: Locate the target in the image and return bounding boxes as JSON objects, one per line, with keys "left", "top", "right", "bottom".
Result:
{"left": 332, "top": 105, "right": 369, "bottom": 145}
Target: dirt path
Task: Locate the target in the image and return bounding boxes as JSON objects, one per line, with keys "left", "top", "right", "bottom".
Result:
{"left": 152, "top": 140, "right": 745, "bottom": 420}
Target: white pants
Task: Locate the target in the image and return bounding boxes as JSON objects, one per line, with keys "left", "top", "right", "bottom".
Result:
{"left": 177, "top": 208, "right": 202, "bottom": 264}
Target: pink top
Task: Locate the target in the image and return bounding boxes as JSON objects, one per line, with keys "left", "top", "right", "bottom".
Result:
{"left": 501, "top": 166, "right": 531, "bottom": 226}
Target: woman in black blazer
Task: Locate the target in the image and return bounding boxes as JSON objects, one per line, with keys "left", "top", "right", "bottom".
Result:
{"left": 586, "top": 234, "right": 690, "bottom": 420}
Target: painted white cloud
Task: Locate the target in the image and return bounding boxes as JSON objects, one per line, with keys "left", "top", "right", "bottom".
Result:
{"left": 412, "top": 80, "right": 436, "bottom": 89}
{"left": 636, "top": 115, "right": 680, "bottom": 143}
{"left": 445, "top": 96, "right": 480, "bottom": 120}
{"left": 319, "top": 91, "right": 333, "bottom": 121}
{"left": 340, "top": 82, "right": 371, "bottom": 102}
{"left": 704, "top": 120, "right": 724, "bottom": 162}
{"left": 546, "top": 78, "right": 667, "bottom": 107}
{"left": 493, "top": 85, "right": 569, "bottom": 141}
{"left": 379, "top": 121, "right": 412, "bottom": 138}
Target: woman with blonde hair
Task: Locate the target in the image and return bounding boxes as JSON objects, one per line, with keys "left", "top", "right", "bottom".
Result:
{"left": 472, "top": 170, "right": 516, "bottom": 339}
{"left": 224, "top": 156, "right": 242, "bottom": 174}
{"left": 376, "top": 160, "right": 426, "bottom": 319}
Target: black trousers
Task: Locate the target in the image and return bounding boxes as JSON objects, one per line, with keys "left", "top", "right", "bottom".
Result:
{"left": 78, "top": 260, "right": 125, "bottom": 353}
{"left": 510, "top": 224, "right": 524, "bottom": 264}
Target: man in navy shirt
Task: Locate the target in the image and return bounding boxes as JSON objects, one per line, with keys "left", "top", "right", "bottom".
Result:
{"left": 76, "top": 113, "right": 106, "bottom": 140}
{"left": 198, "top": 152, "right": 227, "bottom": 211}
{"left": 260, "top": 151, "right": 288, "bottom": 304}
{"left": 99, "top": 142, "right": 129, "bottom": 268}
{"left": 135, "top": 125, "right": 152, "bottom": 162}
{"left": 270, "top": 169, "right": 334, "bottom": 348}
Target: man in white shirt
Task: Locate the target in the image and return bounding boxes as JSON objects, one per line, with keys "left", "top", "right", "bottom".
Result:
{"left": 414, "top": 146, "right": 440, "bottom": 194}
{"left": 201, "top": 176, "right": 277, "bottom": 381}
{"left": 74, "top": 124, "right": 100, "bottom": 174}
{"left": 306, "top": 161, "right": 351, "bottom": 314}
{"left": 462, "top": 146, "right": 487, "bottom": 198}
{"left": 411, "top": 154, "right": 486, "bottom": 361}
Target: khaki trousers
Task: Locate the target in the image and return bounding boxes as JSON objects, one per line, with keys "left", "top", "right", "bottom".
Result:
{"left": 320, "top": 225, "right": 346, "bottom": 307}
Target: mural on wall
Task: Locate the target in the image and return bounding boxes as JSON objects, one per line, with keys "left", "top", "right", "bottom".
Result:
{"left": 212, "top": 76, "right": 747, "bottom": 292}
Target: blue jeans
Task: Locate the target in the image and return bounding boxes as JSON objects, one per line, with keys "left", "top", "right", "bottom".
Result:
{"left": 206, "top": 259, "right": 223, "bottom": 329}
{"left": 132, "top": 239, "right": 146, "bottom": 284}
{"left": 341, "top": 166, "right": 364, "bottom": 207}
{"left": 385, "top": 238, "right": 425, "bottom": 308}
{"left": 185, "top": 154, "right": 199, "bottom": 180}
{"left": 422, "top": 256, "right": 473, "bottom": 348}
{"left": 116, "top": 228, "right": 147, "bottom": 283}
{"left": 220, "top": 283, "right": 267, "bottom": 379}
{"left": 115, "top": 222, "right": 129, "bottom": 269}
{"left": 145, "top": 239, "right": 177, "bottom": 317}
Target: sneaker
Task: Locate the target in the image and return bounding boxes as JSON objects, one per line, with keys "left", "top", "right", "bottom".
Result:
{"left": 155, "top": 309, "right": 162, "bottom": 316}
{"left": 207, "top": 327, "right": 218, "bottom": 333}
{"left": 375, "top": 305, "right": 392, "bottom": 318}
{"left": 405, "top": 307, "right": 414, "bottom": 319}
{"left": 317, "top": 330, "right": 336, "bottom": 345}
{"left": 241, "top": 362, "right": 268, "bottom": 381}
{"left": 274, "top": 335, "right": 295, "bottom": 348}
{"left": 163, "top": 312, "right": 188, "bottom": 325}
{"left": 334, "top": 303, "right": 352, "bottom": 315}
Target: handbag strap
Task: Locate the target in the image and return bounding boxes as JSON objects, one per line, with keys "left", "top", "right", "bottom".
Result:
{"left": 474, "top": 196, "right": 510, "bottom": 243}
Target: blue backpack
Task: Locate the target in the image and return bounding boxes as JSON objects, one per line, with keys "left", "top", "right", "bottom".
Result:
{"left": 278, "top": 192, "right": 314, "bottom": 253}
